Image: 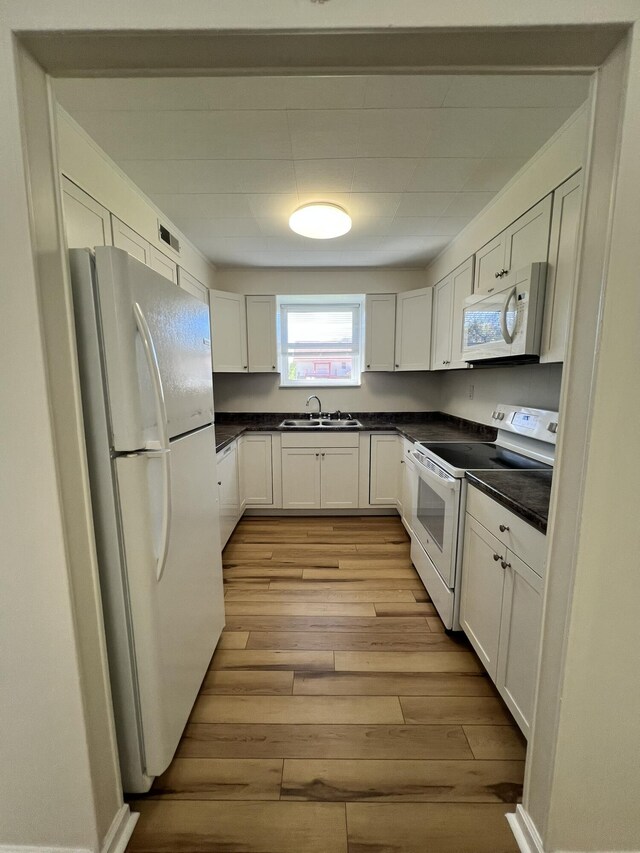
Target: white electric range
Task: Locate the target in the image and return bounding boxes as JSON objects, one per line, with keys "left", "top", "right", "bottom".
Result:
{"left": 407, "top": 403, "right": 558, "bottom": 630}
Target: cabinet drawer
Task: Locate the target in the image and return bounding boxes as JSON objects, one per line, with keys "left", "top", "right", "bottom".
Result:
{"left": 281, "top": 432, "right": 360, "bottom": 448}
{"left": 466, "top": 485, "right": 547, "bottom": 576}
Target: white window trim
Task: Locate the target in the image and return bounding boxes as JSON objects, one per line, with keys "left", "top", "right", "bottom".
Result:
{"left": 277, "top": 295, "right": 364, "bottom": 388}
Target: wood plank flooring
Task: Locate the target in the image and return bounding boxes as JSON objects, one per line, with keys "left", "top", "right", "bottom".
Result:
{"left": 127, "top": 515, "right": 525, "bottom": 852}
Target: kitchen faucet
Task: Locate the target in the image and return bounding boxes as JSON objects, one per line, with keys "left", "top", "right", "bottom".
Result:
{"left": 305, "top": 395, "right": 322, "bottom": 417}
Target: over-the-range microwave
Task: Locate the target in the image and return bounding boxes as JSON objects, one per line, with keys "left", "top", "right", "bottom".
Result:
{"left": 462, "top": 262, "right": 547, "bottom": 366}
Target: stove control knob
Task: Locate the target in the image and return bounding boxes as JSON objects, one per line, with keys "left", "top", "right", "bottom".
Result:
{"left": 548, "top": 421, "right": 558, "bottom": 434}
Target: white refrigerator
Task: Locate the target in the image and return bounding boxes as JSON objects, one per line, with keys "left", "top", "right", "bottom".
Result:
{"left": 70, "top": 246, "right": 225, "bottom": 793}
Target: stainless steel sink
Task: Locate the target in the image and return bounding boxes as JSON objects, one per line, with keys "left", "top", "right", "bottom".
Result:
{"left": 278, "top": 418, "right": 362, "bottom": 429}
{"left": 279, "top": 419, "right": 321, "bottom": 427}
{"left": 320, "top": 419, "right": 361, "bottom": 427}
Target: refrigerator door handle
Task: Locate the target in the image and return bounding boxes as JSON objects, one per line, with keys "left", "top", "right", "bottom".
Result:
{"left": 134, "top": 301, "right": 172, "bottom": 580}
{"left": 146, "top": 447, "right": 173, "bottom": 581}
{"left": 134, "top": 301, "right": 169, "bottom": 451}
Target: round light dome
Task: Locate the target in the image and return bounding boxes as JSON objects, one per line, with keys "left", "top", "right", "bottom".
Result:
{"left": 289, "top": 203, "right": 352, "bottom": 239}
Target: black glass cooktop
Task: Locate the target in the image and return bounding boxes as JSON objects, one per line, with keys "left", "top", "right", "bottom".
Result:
{"left": 421, "top": 442, "right": 551, "bottom": 472}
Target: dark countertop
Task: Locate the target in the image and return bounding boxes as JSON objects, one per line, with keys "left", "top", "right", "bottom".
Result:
{"left": 465, "top": 469, "right": 553, "bottom": 534}
{"left": 213, "top": 411, "right": 496, "bottom": 454}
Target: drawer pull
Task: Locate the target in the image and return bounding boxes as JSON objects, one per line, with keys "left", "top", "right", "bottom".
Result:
{"left": 499, "top": 524, "right": 510, "bottom": 532}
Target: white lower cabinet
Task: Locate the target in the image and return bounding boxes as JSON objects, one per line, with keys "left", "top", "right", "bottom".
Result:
{"left": 281, "top": 448, "right": 322, "bottom": 509}
{"left": 281, "top": 435, "right": 359, "bottom": 510}
{"left": 460, "top": 485, "right": 546, "bottom": 738}
{"left": 497, "top": 551, "right": 543, "bottom": 736}
{"left": 320, "top": 448, "right": 360, "bottom": 509}
{"left": 460, "top": 515, "right": 505, "bottom": 681}
{"left": 369, "top": 434, "right": 399, "bottom": 506}
{"left": 241, "top": 434, "right": 274, "bottom": 506}
{"left": 216, "top": 440, "right": 241, "bottom": 548}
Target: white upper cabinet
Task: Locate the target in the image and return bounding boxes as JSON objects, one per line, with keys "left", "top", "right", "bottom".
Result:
{"left": 540, "top": 171, "right": 583, "bottom": 364}
{"left": 394, "top": 286, "right": 433, "bottom": 371}
{"left": 364, "top": 294, "right": 396, "bottom": 372}
{"left": 431, "top": 257, "right": 473, "bottom": 371}
{"left": 246, "top": 295, "right": 278, "bottom": 373}
{"left": 149, "top": 245, "right": 178, "bottom": 284}
{"left": 473, "top": 195, "right": 553, "bottom": 293}
{"left": 178, "top": 268, "right": 209, "bottom": 304}
{"left": 111, "top": 216, "right": 151, "bottom": 265}
{"left": 210, "top": 290, "right": 248, "bottom": 373}
{"left": 61, "top": 177, "right": 112, "bottom": 250}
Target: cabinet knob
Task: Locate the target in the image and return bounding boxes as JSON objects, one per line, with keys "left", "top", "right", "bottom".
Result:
{"left": 321, "top": 452, "right": 326, "bottom": 457}
{"left": 218, "top": 480, "right": 222, "bottom": 486}
{"left": 494, "top": 271, "right": 502, "bottom": 279}
{"left": 315, "top": 453, "right": 320, "bottom": 457}
{"left": 272, "top": 365, "right": 276, "bottom": 370}
{"left": 243, "top": 365, "right": 248, "bottom": 370}
{"left": 493, "top": 553, "right": 501, "bottom": 561}
{"left": 395, "top": 363, "right": 399, "bottom": 368}
{"left": 501, "top": 560, "right": 511, "bottom": 570}
{"left": 499, "top": 524, "right": 510, "bottom": 532}
{"left": 367, "top": 364, "right": 371, "bottom": 368}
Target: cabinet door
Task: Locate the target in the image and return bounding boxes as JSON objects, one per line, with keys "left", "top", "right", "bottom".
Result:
{"left": 237, "top": 437, "right": 247, "bottom": 513}
{"left": 364, "top": 294, "right": 396, "bottom": 371}
{"left": 246, "top": 295, "right": 278, "bottom": 373}
{"left": 149, "top": 245, "right": 179, "bottom": 284}
{"left": 449, "top": 257, "right": 474, "bottom": 369}
{"left": 431, "top": 275, "right": 453, "bottom": 371}
{"left": 460, "top": 515, "right": 506, "bottom": 680}
{"left": 394, "top": 286, "right": 433, "bottom": 371}
{"left": 497, "top": 550, "right": 543, "bottom": 738}
{"left": 61, "top": 176, "right": 112, "bottom": 249}
{"left": 369, "top": 434, "right": 399, "bottom": 506}
{"left": 242, "top": 434, "right": 273, "bottom": 506}
{"left": 321, "top": 448, "right": 360, "bottom": 509}
{"left": 112, "top": 216, "right": 151, "bottom": 264}
{"left": 540, "top": 172, "right": 583, "bottom": 364}
{"left": 282, "top": 448, "right": 321, "bottom": 509}
{"left": 210, "top": 290, "right": 248, "bottom": 373}
{"left": 503, "top": 194, "right": 553, "bottom": 280}
{"left": 474, "top": 232, "right": 505, "bottom": 294}
{"left": 217, "top": 443, "right": 240, "bottom": 548}
{"left": 178, "top": 268, "right": 209, "bottom": 304}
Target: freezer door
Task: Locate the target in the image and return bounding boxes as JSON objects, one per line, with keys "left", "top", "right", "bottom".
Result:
{"left": 114, "top": 425, "right": 224, "bottom": 787}
{"left": 94, "top": 246, "right": 213, "bottom": 450}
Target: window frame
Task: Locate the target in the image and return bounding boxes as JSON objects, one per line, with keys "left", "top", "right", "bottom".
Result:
{"left": 277, "top": 295, "right": 364, "bottom": 388}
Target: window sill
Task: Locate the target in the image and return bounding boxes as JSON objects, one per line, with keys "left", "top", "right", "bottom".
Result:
{"left": 279, "top": 383, "right": 362, "bottom": 389}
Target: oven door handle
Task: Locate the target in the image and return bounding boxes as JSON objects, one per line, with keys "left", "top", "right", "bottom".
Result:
{"left": 411, "top": 451, "right": 458, "bottom": 490}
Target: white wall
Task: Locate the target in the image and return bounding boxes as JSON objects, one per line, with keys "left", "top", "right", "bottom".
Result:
{"left": 439, "top": 363, "right": 563, "bottom": 425}
{"left": 424, "top": 105, "right": 588, "bottom": 286}
{"left": 214, "top": 370, "right": 440, "bottom": 413}
{"left": 56, "top": 108, "right": 217, "bottom": 289}
{"left": 216, "top": 267, "right": 427, "bottom": 295}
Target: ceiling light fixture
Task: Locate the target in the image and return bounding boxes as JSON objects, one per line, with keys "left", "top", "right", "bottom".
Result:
{"left": 289, "top": 203, "right": 352, "bottom": 239}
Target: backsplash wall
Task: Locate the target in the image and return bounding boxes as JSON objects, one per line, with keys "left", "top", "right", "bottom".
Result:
{"left": 438, "top": 363, "right": 563, "bottom": 426}
{"left": 213, "top": 371, "right": 441, "bottom": 414}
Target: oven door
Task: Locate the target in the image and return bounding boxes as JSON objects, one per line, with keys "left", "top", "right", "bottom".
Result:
{"left": 410, "top": 450, "right": 461, "bottom": 588}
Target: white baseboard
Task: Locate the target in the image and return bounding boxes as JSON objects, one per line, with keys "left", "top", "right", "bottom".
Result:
{"left": 0, "top": 847, "right": 90, "bottom": 853}
{"left": 0, "top": 806, "right": 137, "bottom": 853}
{"left": 101, "top": 805, "right": 138, "bottom": 853}
{"left": 507, "top": 805, "right": 544, "bottom": 853}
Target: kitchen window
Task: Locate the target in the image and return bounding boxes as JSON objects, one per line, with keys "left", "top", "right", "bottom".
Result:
{"left": 277, "top": 295, "right": 363, "bottom": 387}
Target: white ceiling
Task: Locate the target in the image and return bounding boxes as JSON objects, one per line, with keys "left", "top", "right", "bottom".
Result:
{"left": 54, "top": 75, "right": 589, "bottom": 269}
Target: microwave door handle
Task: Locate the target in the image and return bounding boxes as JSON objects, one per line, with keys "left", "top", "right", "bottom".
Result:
{"left": 500, "top": 286, "right": 517, "bottom": 344}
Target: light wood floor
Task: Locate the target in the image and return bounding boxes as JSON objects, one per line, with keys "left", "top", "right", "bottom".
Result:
{"left": 127, "top": 515, "right": 524, "bottom": 852}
